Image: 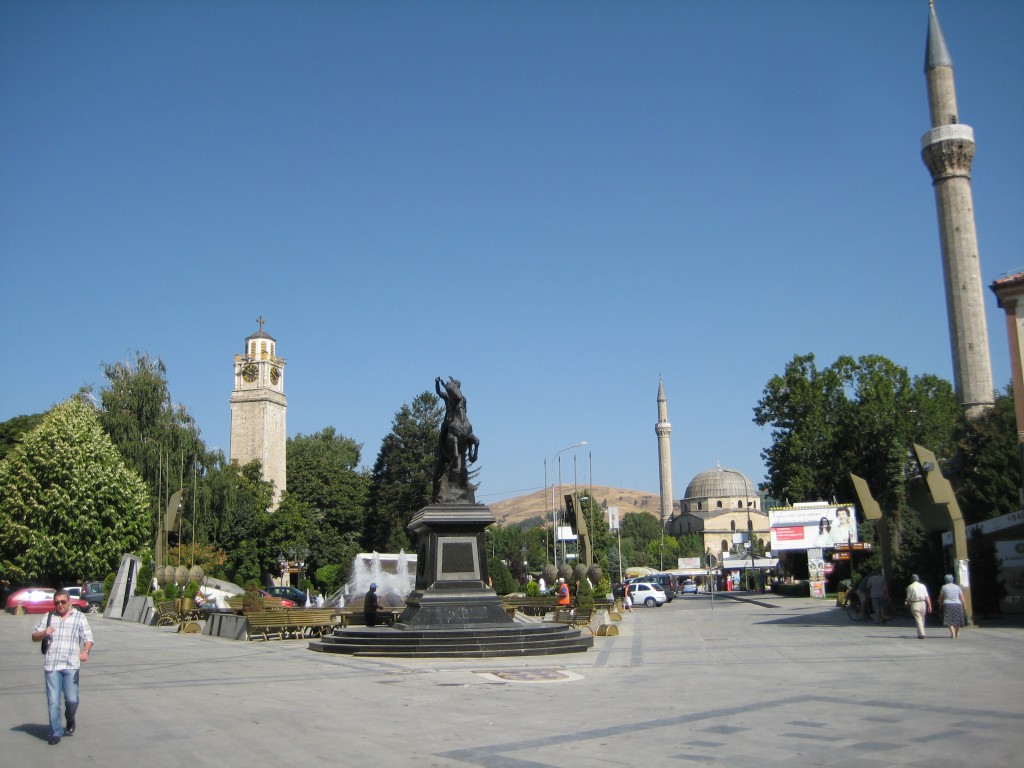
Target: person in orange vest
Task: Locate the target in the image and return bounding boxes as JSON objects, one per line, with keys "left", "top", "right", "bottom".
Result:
{"left": 557, "top": 578, "right": 571, "bottom": 606}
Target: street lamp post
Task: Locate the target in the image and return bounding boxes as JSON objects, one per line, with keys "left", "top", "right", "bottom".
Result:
{"left": 277, "top": 551, "right": 288, "bottom": 586}
{"left": 550, "top": 441, "right": 587, "bottom": 570}
{"left": 747, "top": 502, "right": 756, "bottom": 591}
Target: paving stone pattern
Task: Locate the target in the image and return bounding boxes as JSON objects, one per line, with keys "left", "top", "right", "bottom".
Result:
{"left": 2, "top": 593, "right": 1021, "bottom": 766}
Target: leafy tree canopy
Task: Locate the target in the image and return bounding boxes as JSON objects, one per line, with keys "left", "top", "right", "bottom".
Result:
{"left": 753, "top": 353, "right": 959, "bottom": 512}
{"left": 0, "top": 412, "right": 46, "bottom": 462}
{"left": 98, "top": 353, "right": 209, "bottom": 510}
{"left": 0, "top": 397, "right": 150, "bottom": 584}
{"left": 955, "top": 386, "right": 1020, "bottom": 524}
{"left": 287, "top": 427, "right": 369, "bottom": 535}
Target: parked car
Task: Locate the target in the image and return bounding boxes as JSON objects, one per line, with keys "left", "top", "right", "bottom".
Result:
{"left": 644, "top": 574, "right": 677, "bottom": 601}
{"left": 680, "top": 579, "right": 698, "bottom": 595}
{"left": 5, "top": 587, "right": 88, "bottom": 614}
{"left": 629, "top": 582, "right": 668, "bottom": 607}
{"left": 258, "top": 589, "right": 295, "bottom": 608}
{"left": 81, "top": 581, "right": 105, "bottom": 612}
{"left": 266, "top": 585, "right": 308, "bottom": 606}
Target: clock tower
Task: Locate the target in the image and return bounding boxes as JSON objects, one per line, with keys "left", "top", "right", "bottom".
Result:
{"left": 229, "top": 317, "right": 287, "bottom": 509}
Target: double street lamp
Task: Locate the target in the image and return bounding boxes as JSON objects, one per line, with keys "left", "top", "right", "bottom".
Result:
{"left": 546, "top": 441, "right": 587, "bottom": 569}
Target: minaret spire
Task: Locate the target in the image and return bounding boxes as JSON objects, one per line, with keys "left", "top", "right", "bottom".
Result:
{"left": 921, "top": 1, "right": 993, "bottom": 419}
{"left": 655, "top": 378, "right": 674, "bottom": 526}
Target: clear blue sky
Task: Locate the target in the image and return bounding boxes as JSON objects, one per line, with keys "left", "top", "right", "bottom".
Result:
{"left": 2, "top": 1, "right": 1022, "bottom": 505}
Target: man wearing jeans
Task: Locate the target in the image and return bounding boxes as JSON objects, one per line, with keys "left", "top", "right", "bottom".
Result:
{"left": 32, "top": 588, "right": 94, "bottom": 745}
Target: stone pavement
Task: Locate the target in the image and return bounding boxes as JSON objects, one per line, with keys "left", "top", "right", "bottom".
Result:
{"left": 3, "top": 593, "right": 1022, "bottom": 767}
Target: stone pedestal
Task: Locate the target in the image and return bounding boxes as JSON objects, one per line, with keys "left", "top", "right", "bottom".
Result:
{"left": 396, "top": 504, "right": 512, "bottom": 628}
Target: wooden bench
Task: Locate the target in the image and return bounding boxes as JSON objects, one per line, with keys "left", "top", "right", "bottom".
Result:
{"left": 245, "top": 609, "right": 341, "bottom": 640}
{"left": 549, "top": 608, "right": 595, "bottom": 633}
{"left": 288, "top": 609, "right": 338, "bottom": 638}
{"left": 246, "top": 611, "right": 300, "bottom": 641}
{"left": 227, "top": 596, "right": 287, "bottom": 612}
{"left": 336, "top": 608, "right": 401, "bottom": 627}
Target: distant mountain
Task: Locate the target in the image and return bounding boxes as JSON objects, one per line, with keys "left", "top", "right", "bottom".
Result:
{"left": 489, "top": 484, "right": 665, "bottom": 526}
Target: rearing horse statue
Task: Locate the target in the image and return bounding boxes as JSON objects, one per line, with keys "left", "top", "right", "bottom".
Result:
{"left": 432, "top": 376, "right": 480, "bottom": 503}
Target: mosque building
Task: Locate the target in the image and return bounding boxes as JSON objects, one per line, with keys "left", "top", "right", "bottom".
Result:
{"left": 666, "top": 464, "right": 769, "bottom": 560}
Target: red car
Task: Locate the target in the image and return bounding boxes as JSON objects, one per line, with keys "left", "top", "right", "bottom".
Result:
{"left": 258, "top": 589, "right": 295, "bottom": 608}
{"left": 5, "top": 587, "right": 88, "bottom": 614}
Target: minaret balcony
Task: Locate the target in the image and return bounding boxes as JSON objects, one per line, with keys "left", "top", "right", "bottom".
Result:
{"left": 920, "top": 123, "right": 973, "bottom": 150}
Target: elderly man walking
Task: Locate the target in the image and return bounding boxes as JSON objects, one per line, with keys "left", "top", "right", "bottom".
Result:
{"left": 905, "top": 574, "right": 932, "bottom": 639}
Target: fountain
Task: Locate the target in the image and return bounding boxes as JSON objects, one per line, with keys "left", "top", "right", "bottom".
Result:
{"left": 341, "top": 551, "right": 416, "bottom": 609}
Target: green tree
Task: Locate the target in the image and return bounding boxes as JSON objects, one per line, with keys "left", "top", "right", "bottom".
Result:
{"left": 677, "top": 532, "right": 704, "bottom": 558}
{"left": 0, "top": 397, "right": 150, "bottom": 584}
{"left": 955, "top": 387, "right": 1019, "bottom": 525}
{"left": 287, "top": 427, "right": 369, "bottom": 531}
{"left": 754, "top": 353, "right": 959, "bottom": 560}
{"left": 211, "top": 460, "right": 275, "bottom": 583}
{"left": 98, "top": 354, "right": 208, "bottom": 504}
{"left": 620, "top": 512, "right": 661, "bottom": 567}
{"left": 0, "top": 412, "right": 45, "bottom": 461}
{"left": 487, "top": 557, "right": 518, "bottom": 595}
{"left": 363, "top": 391, "right": 442, "bottom": 552}
{"left": 287, "top": 427, "right": 369, "bottom": 577}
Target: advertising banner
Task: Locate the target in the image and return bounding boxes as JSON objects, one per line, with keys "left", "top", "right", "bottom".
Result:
{"left": 768, "top": 504, "right": 857, "bottom": 551}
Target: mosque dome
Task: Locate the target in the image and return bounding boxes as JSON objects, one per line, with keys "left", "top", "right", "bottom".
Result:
{"left": 683, "top": 464, "right": 757, "bottom": 499}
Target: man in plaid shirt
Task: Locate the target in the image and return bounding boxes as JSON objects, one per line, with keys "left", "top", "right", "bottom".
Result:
{"left": 32, "top": 588, "right": 94, "bottom": 745}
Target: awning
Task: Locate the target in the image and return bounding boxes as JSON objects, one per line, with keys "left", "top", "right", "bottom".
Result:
{"left": 720, "top": 556, "right": 779, "bottom": 570}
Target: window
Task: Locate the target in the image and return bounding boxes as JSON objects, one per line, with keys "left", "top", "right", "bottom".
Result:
{"left": 730, "top": 520, "right": 736, "bottom": 531}
{"left": 720, "top": 539, "right": 729, "bottom": 552}
{"left": 716, "top": 500, "right": 722, "bottom": 508}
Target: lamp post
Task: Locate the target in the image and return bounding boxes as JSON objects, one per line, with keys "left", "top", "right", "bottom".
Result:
{"left": 747, "top": 502, "right": 756, "bottom": 591}
{"left": 550, "top": 441, "right": 587, "bottom": 570}
{"left": 277, "top": 551, "right": 288, "bottom": 586}
{"left": 295, "top": 546, "right": 309, "bottom": 587}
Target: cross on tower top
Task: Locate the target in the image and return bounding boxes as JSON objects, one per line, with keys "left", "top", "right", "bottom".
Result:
{"left": 256, "top": 315, "right": 265, "bottom": 334}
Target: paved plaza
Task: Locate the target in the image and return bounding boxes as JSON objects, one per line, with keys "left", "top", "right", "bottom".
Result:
{"left": 3, "top": 593, "right": 1022, "bottom": 767}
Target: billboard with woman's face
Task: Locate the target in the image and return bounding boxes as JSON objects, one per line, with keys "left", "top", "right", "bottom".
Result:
{"left": 768, "top": 504, "right": 857, "bottom": 551}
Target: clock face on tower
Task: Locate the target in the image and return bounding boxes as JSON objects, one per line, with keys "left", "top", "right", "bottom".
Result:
{"left": 241, "top": 363, "right": 258, "bottom": 383}
{"left": 270, "top": 366, "right": 280, "bottom": 385}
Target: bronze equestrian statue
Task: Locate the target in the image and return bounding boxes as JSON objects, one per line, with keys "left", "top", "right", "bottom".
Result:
{"left": 432, "top": 376, "right": 480, "bottom": 504}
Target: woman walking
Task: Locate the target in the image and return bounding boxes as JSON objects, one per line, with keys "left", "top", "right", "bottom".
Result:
{"left": 938, "top": 575, "right": 967, "bottom": 639}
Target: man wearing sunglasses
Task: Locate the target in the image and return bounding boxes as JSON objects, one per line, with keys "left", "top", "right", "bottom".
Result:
{"left": 31, "top": 588, "right": 94, "bottom": 745}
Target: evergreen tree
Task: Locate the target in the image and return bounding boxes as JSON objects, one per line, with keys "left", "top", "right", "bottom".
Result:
{"left": 363, "top": 391, "right": 442, "bottom": 552}
{"left": 0, "top": 397, "right": 149, "bottom": 584}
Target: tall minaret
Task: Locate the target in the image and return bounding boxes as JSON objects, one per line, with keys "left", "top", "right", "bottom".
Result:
{"left": 921, "top": 1, "right": 993, "bottom": 419}
{"left": 230, "top": 317, "right": 287, "bottom": 509}
{"left": 655, "top": 378, "right": 673, "bottom": 524}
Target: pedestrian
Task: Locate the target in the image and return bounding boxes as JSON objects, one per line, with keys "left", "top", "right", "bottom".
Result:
{"left": 364, "top": 583, "right": 383, "bottom": 627}
{"left": 31, "top": 588, "right": 94, "bottom": 745}
{"left": 623, "top": 581, "right": 633, "bottom": 612}
{"left": 863, "top": 568, "right": 889, "bottom": 624}
{"left": 556, "top": 577, "right": 570, "bottom": 607}
{"left": 938, "top": 574, "right": 967, "bottom": 639}
{"left": 905, "top": 574, "right": 932, "bottom": 639}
